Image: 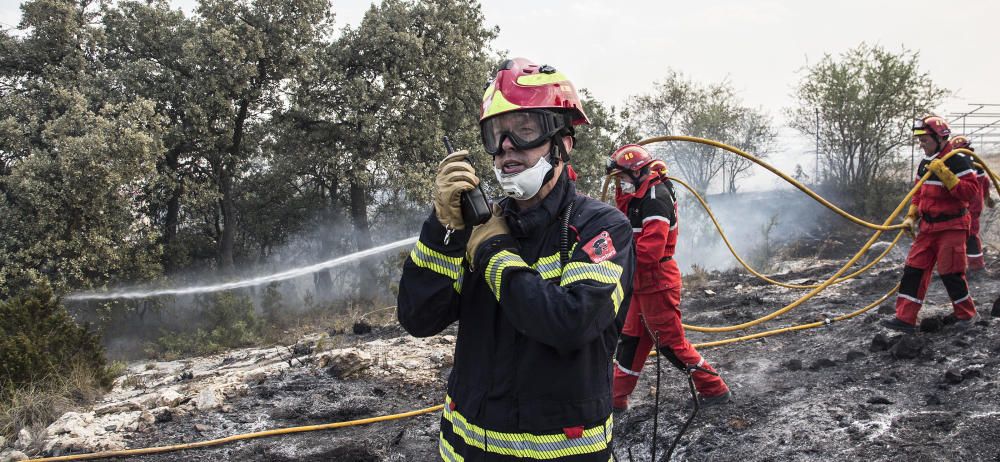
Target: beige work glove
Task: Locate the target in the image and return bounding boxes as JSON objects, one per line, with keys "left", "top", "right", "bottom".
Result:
{"left": 434, "top": 150, "right": 479, "bottom": 231}
{"left": 901, "top": 204, "right": 919, "bottom": 237}
{"left": 987, "top": 195, "right": 996, "bottom": 208}
{"left": 927, "top": 159, "right": 959, "bottom": 190}
{"left": 466, "top": 204, "right": 511, "bottom": 264}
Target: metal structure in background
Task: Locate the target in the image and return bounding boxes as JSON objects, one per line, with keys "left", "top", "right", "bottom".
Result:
{"left": 948, "top": 103, "right": 1000, "bottom": 150}
{"left": 900, "top": 102, "right": 1000, "bottom": 177}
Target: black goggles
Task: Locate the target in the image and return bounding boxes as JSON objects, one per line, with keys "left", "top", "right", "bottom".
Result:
{"left": 480, "top": 110, "right": 567, "bottom": 156}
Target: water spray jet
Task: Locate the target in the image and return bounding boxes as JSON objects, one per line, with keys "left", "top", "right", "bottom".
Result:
{"left": 66, "top": 236, "right": 419, "bottom": 301}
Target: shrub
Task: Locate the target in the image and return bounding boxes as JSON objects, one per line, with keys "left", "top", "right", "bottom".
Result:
{"left": 0, "top": 285, "right": 114, "bottom": 438}
{"left": 0, "top": 285, "right": 110, "bottom": 401}
{"left": 152, "top": 292, "right": 262, "bottom": 358}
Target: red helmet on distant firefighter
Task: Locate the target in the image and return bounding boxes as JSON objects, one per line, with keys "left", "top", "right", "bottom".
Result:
{"left": 913, "top": 116, "right": 951, "bottom": 140}
{"left": 949, "top": 135, "right": 972, "bottom": 151}
{"left": 605, "top": 144, "right": 668, "bottom": 196}
{"left": 606, "top": 144, "right": 667, "bottom": 176}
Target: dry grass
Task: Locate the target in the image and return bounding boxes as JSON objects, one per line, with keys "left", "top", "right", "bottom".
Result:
{"left": 0, "top": 359, "right": 118, "bottom": 441}
{"left": 268, "top": 302, "right": 399, "bottom": 347}
{"left": 0, "top": 384, "right": 73, "bottom": 440}
{"left": 684, "top": 264, "right": 712, "bottom": 291}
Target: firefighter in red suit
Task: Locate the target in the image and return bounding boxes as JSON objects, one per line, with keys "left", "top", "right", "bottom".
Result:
{"left": 948, "top": 135, "right": 991, "bottom": 272}
{"left": 607, "top": 144, "right": 731, "bottom": 409}
{"left": 883, "top": 116, "right": 981, "bottom": 334}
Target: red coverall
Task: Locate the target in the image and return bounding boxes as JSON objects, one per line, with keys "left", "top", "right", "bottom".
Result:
{"left": 966, "top": 163, "right": 989, "bottom": 271}
{"left": 895, "top": 147, "right": 981, "bottom": 326}
{"left": 611, "top": 174, "right": 729, "bottom": 409}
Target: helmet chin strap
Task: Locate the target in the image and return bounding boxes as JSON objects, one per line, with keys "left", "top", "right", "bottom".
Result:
{"left": 541, "top": 134, "right": 568, "bottom": 184}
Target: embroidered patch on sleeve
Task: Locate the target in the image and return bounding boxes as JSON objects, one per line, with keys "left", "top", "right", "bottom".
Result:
{"left": 583, "top": 230, "right": 617, "bottom": 263}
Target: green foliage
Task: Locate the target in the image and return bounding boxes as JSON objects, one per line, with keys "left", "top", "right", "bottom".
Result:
{"left": 0, "top": 0, "right": 500, "bottom": 305}
{"left": 0, "top": 285, "right": 110, "bottom": 401}
{"left": 152, "top": 292, "right": 262, "bottom": 358}
{"left": 788, "top": 43, "right": 948, "bottom": 212}
{"left": 750, "top": 214, "right": 780, "bottom": 272}
{"left": 0, "top": 0, "right": 164, "bottom": 297}
{"left": 261, "top": 282, "right": 285, "bottom": 327}
{"left": 626, "top": 70, "right": 776, "bottom": 195}
{"left": 570, "top": 89, "right": 636, "bottom": 199}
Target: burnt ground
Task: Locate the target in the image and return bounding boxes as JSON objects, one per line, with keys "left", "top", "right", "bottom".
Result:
{"left": 91, "top": 236, "right": 1000, "bottom": 461}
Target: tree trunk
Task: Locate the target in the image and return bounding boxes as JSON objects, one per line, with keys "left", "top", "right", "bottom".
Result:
{"left": 217, "top": 98, "right": 251, "bottom": 272}
{"left": 218, "top": 167, "right": 236, "bottom": 271}
{"left": 348, "top": 175, "right": 377, "bottom": 303}
{"left": 313, "top": 186, "right": 336, "bottom": 300}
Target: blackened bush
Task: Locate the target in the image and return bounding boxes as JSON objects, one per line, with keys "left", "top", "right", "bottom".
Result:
{"left": 0, "top": 285, "right": 109, "bottom": 401}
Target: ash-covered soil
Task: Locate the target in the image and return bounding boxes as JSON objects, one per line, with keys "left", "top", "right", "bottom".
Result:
{"left": 614, "top": 252, "right": 1000, "bottom": 462}
{"left": 16, "top": 233, "right": 1000, "bottom": 462}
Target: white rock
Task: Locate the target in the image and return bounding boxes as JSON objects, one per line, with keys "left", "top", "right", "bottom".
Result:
{"left": 155, "top": 388, "right": 186, "bottom": 408}
{"left": 320, "top": 349, "right": 373, "bottom": 378}
{"left": 2, "top": 450, "right": 29, "bottom": 462}
{"left": 48, "top": 412, "right": 94, "bottom": 437}
{"left": 137, "top": 410, "right": 156, "bottom": 431}
{"left": 13, "top": 429, "right": 31, "bottom": 450}
{"left": 0, "top": 436, "right": 5, "bottom": 448}
{"left": 704, "top": 289, "right": 716, "bottom": 296}
{"left": 194, "top": 387, "right": 221, "bottom": 410}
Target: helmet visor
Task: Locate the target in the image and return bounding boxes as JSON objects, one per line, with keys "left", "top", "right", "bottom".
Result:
{"left": 912, "top": 118, "right": 929, "bottom": 136}
{"left": 481, "top": 110, "right": 566, "bottom": 155}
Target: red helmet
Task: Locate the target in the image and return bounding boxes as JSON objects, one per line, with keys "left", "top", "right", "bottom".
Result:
{"left": 480, "top": 58, "right": 590, "bottom": 125}
{"left": 913, "top": 116, "right": 951, "bottom": 139}
{"left": 606, "top": 144, "right": 668, "bottom": 176}
{"left": 949, "top": 135, "right": 972, "bottom": 150}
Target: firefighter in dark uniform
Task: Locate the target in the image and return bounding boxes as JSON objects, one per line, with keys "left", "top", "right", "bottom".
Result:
{"left": 397, "top": 57, "right": 635, "bottom": 461}
{"left": 883, "top": 116, "right": 981, "bottom": 333}
{"left": 605, "top": 144, "right": 731, "bottom": 410}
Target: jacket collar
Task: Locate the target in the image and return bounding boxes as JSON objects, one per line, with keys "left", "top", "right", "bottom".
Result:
{"left": 500, "top": 170, "right": 575, "bottom": 238}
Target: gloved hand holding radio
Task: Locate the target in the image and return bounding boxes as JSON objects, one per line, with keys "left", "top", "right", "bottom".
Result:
{"left": 466, "top": 204, "right": 511, "bottom": 264}
{"left": 434, "top": 150, "right": 479, "bottom": 231}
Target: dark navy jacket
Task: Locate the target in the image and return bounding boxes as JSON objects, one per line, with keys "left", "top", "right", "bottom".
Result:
{"left": 398, "top": 173, "right": 635, "bottom": 432}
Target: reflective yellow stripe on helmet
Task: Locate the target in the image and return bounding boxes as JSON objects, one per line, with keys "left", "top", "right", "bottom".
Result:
{"left": 442, "top": 395, "right": 612, "bottom": 459}
{"left": 516, "top": 71, "right": 570, "bottom": 87}
{"left": 481, "top": 84, "right": 523, "bottom": 122}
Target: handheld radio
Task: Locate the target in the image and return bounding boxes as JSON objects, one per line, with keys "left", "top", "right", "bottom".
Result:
{"left": 444, "top": 136, "right": 492, "bottom": 227}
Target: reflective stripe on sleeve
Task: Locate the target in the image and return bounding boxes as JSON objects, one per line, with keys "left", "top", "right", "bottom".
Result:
{"left": 410, "top": 240, "right": 464, "bottom": 281}
{"left": 485, "top": 250, "right": 530, "bottom": 300}
{"left": 532, "top": 253, "right": 563, "bottom": 280}
{"left": 560, "top": 260, "right": 625, "bottom": 313}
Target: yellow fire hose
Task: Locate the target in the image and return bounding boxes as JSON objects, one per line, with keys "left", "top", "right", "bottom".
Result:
{"left": 612, "top": 139, "right": 996, "bottom": 333}
{"left": 691, "top": 283, "right": 899, "bottom": 349}
{"left": 668, "top": 175, "right": 905, "bottom": 290}
{"left": 27, "top": 405, "right": 444, "bottom": 461}
{"left": 28, "top": 139, "right": 998, "bottom": 462}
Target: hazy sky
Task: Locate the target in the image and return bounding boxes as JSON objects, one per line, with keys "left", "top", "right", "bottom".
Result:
{"left": 3, "top": 0, "right": 998, "bottom": 189}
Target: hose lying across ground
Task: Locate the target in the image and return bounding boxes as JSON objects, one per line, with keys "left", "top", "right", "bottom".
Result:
{"left": 28, "top": 139, "right": 999, "bottom": 462}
